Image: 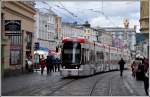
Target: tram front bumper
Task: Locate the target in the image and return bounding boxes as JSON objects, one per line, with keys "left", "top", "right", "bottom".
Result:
{"left": 60, "top": 68, "right": 92, "bottom": 77}
{"left": 60, "top": 69, "right": 83, "bottom": 77}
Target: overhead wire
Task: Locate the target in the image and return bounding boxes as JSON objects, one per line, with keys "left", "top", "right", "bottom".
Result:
{"left": 58, "top": 1, "right": 84, "bottom": 23}
{"left": 39, "top": 1, "right": 78, "bottom": 22}
{"left": 39, "top": 1, "right": 118, "bottom": 27}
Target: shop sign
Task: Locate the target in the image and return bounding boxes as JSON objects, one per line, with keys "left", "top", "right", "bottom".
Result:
{"left": 5, "top": 20, "right": 21, "bottom": 31}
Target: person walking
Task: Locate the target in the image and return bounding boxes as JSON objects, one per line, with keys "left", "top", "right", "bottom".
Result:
{"left": 118, "top": 58, "right": 126, "bottom": 77}
{"left": 46, "top": 55, "right": 51, "bottom": 74}
{"left": 131, "top": 61, "right": 136, "bottom": 77}
{"left": 49, "top": 55, "right": 54, "bottom": 73}
{"left": 40, "top": 55, "right": 46, "bottom": 74}
{"left": 56, "top": 58, "right": 61, "bottom": 72}
{"left": 143, "top": 58, "right": 149, "bottom": 95}
{"left": 53, "top": 57, "right": 56, "bottom": 72}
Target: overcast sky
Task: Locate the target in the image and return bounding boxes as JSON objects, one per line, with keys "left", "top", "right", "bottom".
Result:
{"left": 35, "top": 0, "right": 140, "bottom": 32}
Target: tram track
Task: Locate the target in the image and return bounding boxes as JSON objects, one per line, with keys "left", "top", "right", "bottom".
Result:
{"left": 45, "top": 79, "right": 77, "bottom": 96}
{"left": 4, "top": 77, "right": 76, "bottom": 96}
{"left": 88, "top": 72, "right": 114, "bottom": 96}
{"left": 89, "top": 72, "right": 118, "bottom": 96}
{"left": 106, "top": 72, "right": 119, "bottom": 96}
{"left": 89, "top": 77, "right": 101, "bottom": 96}
{"left": 108, "top": 76, "right": 113, "bottom": 96}
{"left": 7, "top": 78, "right": 64, "bottom": 96}
{"left": 28, "top": 78, "right": 77, "bottom": 96}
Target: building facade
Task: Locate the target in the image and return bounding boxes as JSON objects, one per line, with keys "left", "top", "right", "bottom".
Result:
{"left": 35, "top": 8, "right": 58, "bottom": 52}
{"left": 1, "top": 1, "right": 36, "bottom": 76}
{"left": 139, "top": 0, "right": 149, "bottom": 58}
{"left": 136, "top": 33, "right": 149, "bottom": 58}
{"left": 61, "top": 22, "right": 84, "bottom": 39}
{"left": 55, "top": 16, "right": 62, "bottom": 49}
{"left": 96, "top": 27, "right": 136, "bottom": 51}
{"left": 84, "top": 27, "right": 97, "bottom": 42}
{"left": 140, "top": 0, "right": 149, "bottom": 33}
{"left": 96, "top": 28, "right": 113, "bottom": 46}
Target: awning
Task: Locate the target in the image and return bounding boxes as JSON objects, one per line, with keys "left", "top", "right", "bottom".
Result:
{"left": 38, "top": 47, "right": 49, "bottom": 52}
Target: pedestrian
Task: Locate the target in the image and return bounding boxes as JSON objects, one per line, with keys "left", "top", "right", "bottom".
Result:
{"left": 49, "top": 55, "right": 54, "bottom": 73}
{"left": 118, "top": 58, "right": 126, "bottom": 77}
{"left": 137, "top": 61, "right": 145, "bottom": 80}
{"left": 46, "top": 55, "right": 50, "bottom": 74}
{"left": 25, "top": 55, "right": 33, "bottom": 72}
{"left": 40, "top": 55, "right": 46, "bottom": 74}
{"left": 143, "top": 58, "right": 149, "bottom": 95}
{"left": 54, "top": 57, "right": 58, "bottom": 72}
{"left": 56, "top": 58, "right": 61, "bottom": 72}
{"left": 131, "top": 61, "right": 136, "bottom": 77}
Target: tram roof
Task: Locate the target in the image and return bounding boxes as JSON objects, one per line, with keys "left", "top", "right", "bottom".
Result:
{"left": 62, "top": 37, "right": 124, "bottom": 52}
{"left": 62, "top": 37, "right": 86, "bottom": 43}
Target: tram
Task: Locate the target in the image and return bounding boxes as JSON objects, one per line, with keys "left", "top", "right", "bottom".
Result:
{"left": 60, "top": 37, "right": 130, "bottom": 77}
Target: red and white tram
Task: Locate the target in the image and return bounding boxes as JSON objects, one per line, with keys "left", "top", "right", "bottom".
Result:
{"left": 60, "top": 37, "right": 130, "bottom": 77}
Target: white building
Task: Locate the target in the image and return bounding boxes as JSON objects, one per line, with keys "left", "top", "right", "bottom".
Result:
{"left": 35, "top": 8, "right": 58, "bottom": 52}
{"left": 95, "top": 27, "right": 136, "bottom": 51}
{"left": 93, "top": 28, "right": 113, "bottom": 46}
{"left": 61, "top": 22, "right": 85, "bottom": 39}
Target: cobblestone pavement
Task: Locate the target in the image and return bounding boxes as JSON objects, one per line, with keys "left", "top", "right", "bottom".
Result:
{"left": 2, "top": 69, "right": 147, "bottom": 96}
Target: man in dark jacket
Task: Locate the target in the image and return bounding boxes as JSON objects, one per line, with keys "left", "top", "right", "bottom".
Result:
{"left": 46, "top": 55, "right": 54, "bottom": 74}
{"left": 118, "top": 58, "right": 126, "bottom": 77}
{"left": 46, "top": 56, "right": 50, "bottom": 74}
{"left": 142, "top": 58, "right": 149, "bottom": 95}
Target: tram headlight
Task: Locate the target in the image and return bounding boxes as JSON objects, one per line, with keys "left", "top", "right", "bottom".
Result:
{"left": 75, "top": 66, "right": 78, "bottom": 69}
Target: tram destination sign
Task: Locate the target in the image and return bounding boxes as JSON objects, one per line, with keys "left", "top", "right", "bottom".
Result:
{"left": 5, "top": 20, "right": 21, "bottom": 31}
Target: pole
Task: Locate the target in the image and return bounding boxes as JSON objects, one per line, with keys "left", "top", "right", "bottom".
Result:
{"left": 109, "top": 45, "right": 110, "bottom": 71}
{"left": 21, "top": 30, "right": 24, "bottom": 73}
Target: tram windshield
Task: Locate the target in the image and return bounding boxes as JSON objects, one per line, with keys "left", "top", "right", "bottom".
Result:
{"left": 62, "top": 42, "right": 81, "bottom": 64}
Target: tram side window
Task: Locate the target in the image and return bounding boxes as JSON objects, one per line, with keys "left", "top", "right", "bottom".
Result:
{"left": 89, "top": 50, "right": 95, "bottom": 64}
{"left": 96, "top": 52, "right": 100, "bottom": 64}
{"left": 96, "top": 52, "right": 104, "bottom": 64}
{"left": 85, "top": 49, "right": 88, "bottom": 64}
{"left": 85, "top": 49, "right": 90, "bottom": 64}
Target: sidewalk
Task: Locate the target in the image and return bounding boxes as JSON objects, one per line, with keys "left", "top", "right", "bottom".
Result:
{"left": 123, "top": 70, "right": 147, "bottom": 96}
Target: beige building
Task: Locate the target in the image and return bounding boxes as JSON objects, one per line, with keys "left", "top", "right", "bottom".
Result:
{"left": 140, "top": 0, "right": 149, "bottom": 33}
{"left": 55, "top": 16, "right": 62, "bottom": 50}
{"left": 1, "top": 1, "right": 36, "bottom": 76}
{"left": 139, "top": 0, "right": 149, "bottom": 58}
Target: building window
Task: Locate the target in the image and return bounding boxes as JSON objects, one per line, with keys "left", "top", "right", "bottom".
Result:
{"left": 10, "top": 49, "right": 21, "bottom": 65}
{"left": 26, "top": 32, "right": 32, "bottom": 50}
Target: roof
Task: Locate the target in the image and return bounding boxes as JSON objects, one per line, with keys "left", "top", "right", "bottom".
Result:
{"left": 95, "top": 27, "right": 136, "bottom": 32}
{"left": 37, "top": 8, "right": 58, "bottom": 16}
